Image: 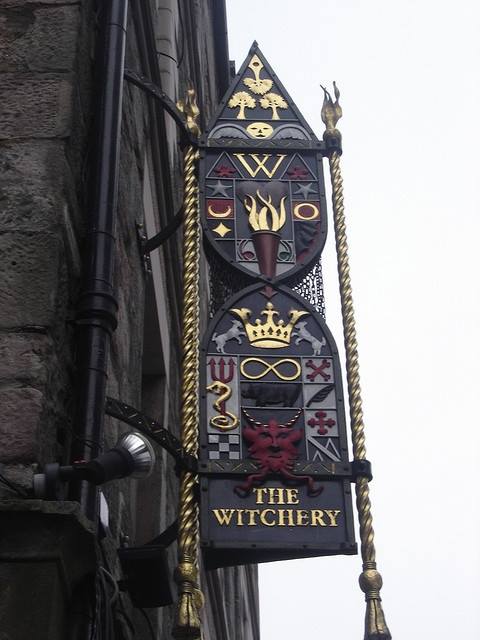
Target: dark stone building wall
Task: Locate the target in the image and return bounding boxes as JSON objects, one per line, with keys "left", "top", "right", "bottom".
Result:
{"left": 0, "top": 1, "right": 259, "bottom": 638}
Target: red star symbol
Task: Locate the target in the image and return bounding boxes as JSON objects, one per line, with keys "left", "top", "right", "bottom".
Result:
{"left": 214, "top": 165, "right": 236, "bottom": 178}
{"left": 287, "top": 166, "right": 309, "bottom": 179}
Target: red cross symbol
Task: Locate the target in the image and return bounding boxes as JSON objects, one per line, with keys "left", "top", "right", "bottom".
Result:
{"left": 305, "top": 359, "right": 331, "bottom": 382}
{"left": 307, "top": 411, "right": 336, "bottom": 435}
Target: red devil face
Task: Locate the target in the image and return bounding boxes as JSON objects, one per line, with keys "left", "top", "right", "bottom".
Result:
{"left": 243, "top": 419, "right": 302, "bottom": 472}
{"left": 235, "top": 409, "right": 322, "bottom": 497}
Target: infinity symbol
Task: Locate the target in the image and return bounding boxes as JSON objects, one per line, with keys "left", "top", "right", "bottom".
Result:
{"left": 240, "top": 357, "right": 301, "bottom": 381}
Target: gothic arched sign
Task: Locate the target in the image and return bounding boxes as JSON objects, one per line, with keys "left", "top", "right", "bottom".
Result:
{"left": 199, "top": 284, "right": 356, "bottom": 568}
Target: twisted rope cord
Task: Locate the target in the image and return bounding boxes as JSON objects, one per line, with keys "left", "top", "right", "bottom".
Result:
{"left": 173, "top": 143, "right": 202, "bottom": 639}
{"left": 178, "top": 145, "right": 200, "bottom": 549}
{"left": 329, "top": 149, "right": 391, "bottom": 639}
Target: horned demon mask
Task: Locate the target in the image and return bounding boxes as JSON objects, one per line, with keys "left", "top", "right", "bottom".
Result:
{"left": 235, "top": 409, "right": 322, "bottom": 497}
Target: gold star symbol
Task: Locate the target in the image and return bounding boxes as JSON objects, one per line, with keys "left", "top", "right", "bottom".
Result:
{"left": 213, "top": 222, "right": 231, "bottom": 237}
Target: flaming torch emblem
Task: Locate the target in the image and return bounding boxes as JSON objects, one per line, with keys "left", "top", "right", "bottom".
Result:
{"left": 241, "top": 182, "right": 288, "bottom": 279}
{"left": 244, "top": 190, "right": 286, "bottom": 232}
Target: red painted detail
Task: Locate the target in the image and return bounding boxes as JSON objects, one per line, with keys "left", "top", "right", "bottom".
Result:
{"left": 208, "top": 357, "right": 235, "bottom": 383}
{"left": 287, "top": 166, "right": 309, "bottom": 179}
{"left": 235, "top": 411, "right": 322, "bottom": 497}
{"left": 307, "top": 411, "right": 336, "bottom": 435}
{"left": 306, "top": 359, "right": 331, "bottom": 382}
{"left": 214, "top": 165, "right": 237, "bottom": 177}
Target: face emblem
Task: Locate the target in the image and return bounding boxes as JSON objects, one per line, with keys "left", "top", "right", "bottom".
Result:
{"left": 246, "top": 122, "right": 274, "bottom": 139}
{"left": 235, "top": 410, "right": 322, "bottom": 497}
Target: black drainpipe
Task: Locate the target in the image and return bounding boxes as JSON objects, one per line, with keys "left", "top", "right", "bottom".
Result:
{"left": 71, "top": 0, "right": 128, "bottom": 521}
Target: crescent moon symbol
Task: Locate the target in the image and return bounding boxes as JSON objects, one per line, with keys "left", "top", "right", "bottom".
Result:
{"left": 208, "top": 204, "right": 232, "bottom": 218}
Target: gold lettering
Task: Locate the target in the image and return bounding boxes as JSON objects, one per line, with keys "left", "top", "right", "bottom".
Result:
{"left": 310, "top": 509, "right": 326, "bottom": 527}
{"left": 212, "top": 506, "right": 342, "bottom": 527}
{"left": 276, "top": 488, "right": 286, "bottom": 504}
{"left": 253, "top": 488, "right": 267, "bottom": 505}
{"left": 277, "top": 509, "right": 294, "bottom": 526}
{"left": 296, "top": 510, "right": 309, "bottom": 526}
{"left": 325, "top": 509, "right": 341, "bottom": 526}
{"left": 259, "top": 509, "right": 276, "bottom": 527}
{"left": 234, "top": 153, "right": 286, "bottom": 178}
{"left": 286, "top": 488, "right": 299, "bottom": 504}
{"left": 212, "top": 509, "right": 236, "bottom": 526}
{"left": 267, "top": 487, "right": 281, "bottom": 504}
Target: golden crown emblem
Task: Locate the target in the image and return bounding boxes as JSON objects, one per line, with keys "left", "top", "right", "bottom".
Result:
{"left": 230, "top": 302, "right": 309, "bottom": 349}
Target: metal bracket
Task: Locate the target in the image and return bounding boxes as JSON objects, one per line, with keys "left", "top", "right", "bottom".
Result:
{"left": 145, "top": 519, "right": 178, "bottom": 547}
{"left": 350, "top": 459, "right": 373, "bottom": 482}
{"left": 105, "top": 397, "right": 197, "bottom": 473}
{"left": 124, "top": 69, "right": 195, "bottom": 147}
{"left": 143, "top": 204, "right": 184, "bottom": 255}
{"left": 321, "top": 135, "right": 343, "bottom": 157}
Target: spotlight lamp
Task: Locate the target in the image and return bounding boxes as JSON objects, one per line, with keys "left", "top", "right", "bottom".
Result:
{"left": 33, "top": 431, "right": 156, "bottom": 500}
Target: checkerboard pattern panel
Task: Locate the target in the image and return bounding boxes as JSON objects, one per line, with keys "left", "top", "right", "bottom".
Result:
{"left": 208, "top": 434, "right": 241, "bottom": 460}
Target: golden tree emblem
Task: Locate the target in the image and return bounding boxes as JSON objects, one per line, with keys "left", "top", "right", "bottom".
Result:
{"left": 260, "top": 93, "right": 288, "bottom": 120}
{"left": 228, "top": 91, "right": 256, "bottom": 120}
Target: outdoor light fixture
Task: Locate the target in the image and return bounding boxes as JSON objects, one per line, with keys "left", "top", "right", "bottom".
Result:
{"left": 33, "top": 431, "right": 156, "bottom": 499}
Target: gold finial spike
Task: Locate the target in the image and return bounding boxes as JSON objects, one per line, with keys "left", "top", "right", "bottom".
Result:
{"left": 177, "top": 86, "right": 201, "bottom": 137}
{"left": 320, "top": 81, "right": 342, "bottom": 148}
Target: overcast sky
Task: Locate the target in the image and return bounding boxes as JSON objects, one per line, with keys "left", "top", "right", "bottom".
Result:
{"left": 225, "top": 1, "right": 480, "bottom": 638}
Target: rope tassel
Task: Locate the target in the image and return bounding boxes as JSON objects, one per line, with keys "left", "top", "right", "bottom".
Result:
{"left": 172, "top": 91, "right": 203, "bottom": 640}
{"left": 321, "top": 84, "right": 392, "bottom": 640}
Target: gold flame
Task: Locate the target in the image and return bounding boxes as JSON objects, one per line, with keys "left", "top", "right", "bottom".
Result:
{"left": 244, "top": 190, "right": 286, "bottom": 232}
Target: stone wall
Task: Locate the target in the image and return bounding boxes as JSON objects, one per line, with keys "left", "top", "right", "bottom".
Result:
{"left": 0, "top": 1, "right": 259, "bottom": 639}
{"left": 0, "top": 0, "right": 93, "bottom": 495}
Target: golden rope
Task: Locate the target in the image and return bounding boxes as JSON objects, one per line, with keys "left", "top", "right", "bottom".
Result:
{"left": 173, "top": 90, "right": 203, "bottom": 640}
{"left": 322, "top": 85, "right": 391, "bottom": 640}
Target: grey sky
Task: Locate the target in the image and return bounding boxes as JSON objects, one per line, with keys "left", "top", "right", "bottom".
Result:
{"left": 225, "top": 1, "right": 480, "bottom": 637}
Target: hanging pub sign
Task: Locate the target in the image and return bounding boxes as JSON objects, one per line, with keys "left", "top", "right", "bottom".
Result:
{"left": 199, "top": 43, "right": 356, "bottom": 568}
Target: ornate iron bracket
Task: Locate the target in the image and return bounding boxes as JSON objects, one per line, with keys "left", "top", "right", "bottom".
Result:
{"left": 105, "top": 397, "right": 197, "bottom": 473}
{"left": 124, "top": 69, "right": 195, "bottom": 147}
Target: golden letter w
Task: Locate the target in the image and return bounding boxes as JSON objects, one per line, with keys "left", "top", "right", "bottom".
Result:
{"left": 234, "top": 153, "right": 286, "bottom": 178}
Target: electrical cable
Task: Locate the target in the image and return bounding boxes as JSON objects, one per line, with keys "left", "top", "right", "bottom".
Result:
{"left": 0, "top": 471, "right": 28, "bottom": 497}
{"left": 99, "top": 566, "right": 119, "bottom": 606}
{"left": 156, "top": 50, "right": 178, "bottom": 65}
{"left": 138, "top": 607, "right": 156, "bottom": 640}
{"left": 98, "top": 539, "right": 135, "bottom": 637}
{"left": 99, "top": 567, "right": 114, "bottom": 640}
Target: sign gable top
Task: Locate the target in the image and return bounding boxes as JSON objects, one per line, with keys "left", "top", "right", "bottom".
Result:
{"left": 205, "top": 42, "right": 318, "bottom": 144}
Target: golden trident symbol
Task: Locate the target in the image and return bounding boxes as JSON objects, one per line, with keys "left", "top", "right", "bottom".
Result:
{"left": 322, "top": 83, "right": 391, "bottom": 640}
